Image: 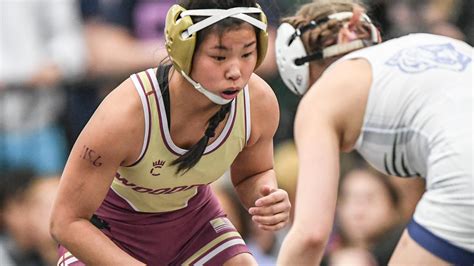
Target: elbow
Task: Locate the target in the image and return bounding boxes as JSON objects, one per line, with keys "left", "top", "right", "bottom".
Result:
{"left": 292, "top": 224, "right": 330, "bottom": 249}
{"left": 49, "top": 213, "right": 68, "bottom": 243}
{"left": 49, "top": 215, "right": 60, "bottom": 242}
{"left": 304, "top": 231, "right": 329, "bottom": 249}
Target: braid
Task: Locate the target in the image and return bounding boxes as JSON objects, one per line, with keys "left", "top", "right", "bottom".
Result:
{"left": 172, "top": 103, "right": 232, "bottom": 174}
{"left": 282, "top": 15, "right": 345, "bottom": 55}
{"left": 282, "top": 1, "right": 373, "bottom": 58}
{"left": 306, "top": 19, "right": 344, "bottom": 53}
{"left": 205, "top": 104, "right": 230, "bottom": 138}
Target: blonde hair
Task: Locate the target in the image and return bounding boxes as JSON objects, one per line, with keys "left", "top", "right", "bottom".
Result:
{"left": 283, "top": 0, "right": 374, "bottom": 58}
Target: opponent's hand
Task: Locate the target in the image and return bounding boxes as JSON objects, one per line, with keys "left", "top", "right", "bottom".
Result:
{"left": 248, "top": 185, "right": 291, "bottom": 231}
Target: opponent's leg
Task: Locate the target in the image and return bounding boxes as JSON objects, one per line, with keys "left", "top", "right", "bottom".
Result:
{"left": 389, "top": 229, "right": 450, "bottom": 266}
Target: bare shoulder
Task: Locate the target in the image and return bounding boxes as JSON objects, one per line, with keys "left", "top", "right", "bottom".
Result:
{"left": 105, "top": 78, "right": 142, "bottom": 113}
{"left": 246, "top": 73, "right": 280, "bottom": 145}
{"left": 317, "top": 58, "right": 371, "bottom": 93}
{"left": 248, "top": 73, "right": 277, "bottom": 101}
{"left": 301, "top": 58, "right": 372, "bottom": 150}
{"left": 303, "top": 59, "right": 371, "bottom": 112}
{"left": 93, "top": 78, "right": 143, "bottom": 131}
{"left": 80, "top": 77, "right": 144, "bottom": 165}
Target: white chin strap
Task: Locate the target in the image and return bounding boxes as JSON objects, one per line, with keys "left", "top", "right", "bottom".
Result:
{"left": 175, "top": 7, "right": 265, "bottom": 105}
{"left": 181, "top": 71, "right": 232, "bottom": 105}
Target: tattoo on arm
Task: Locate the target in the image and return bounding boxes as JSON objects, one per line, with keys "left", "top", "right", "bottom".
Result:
{"left": 80, "top": 145, "right": 103, "bottom": 167}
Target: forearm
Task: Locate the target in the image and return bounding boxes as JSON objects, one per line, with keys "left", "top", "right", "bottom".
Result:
{"left": 52, "top": 218, "right": 144, "bottom": 265}
{"left": 277, "top": 102, "right": 341, "bottom": 265}
{"left": 233, "top": 169, "right": 277, "bottom": 210}
{"left": 277, "top": 226, "right": 327, "bottom": 265}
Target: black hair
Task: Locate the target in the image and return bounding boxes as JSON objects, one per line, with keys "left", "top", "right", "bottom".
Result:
{"left": 171, "top": 103, "right": 232, "bottom": 174}
{"left": 171, "top": 0, "right": 259, "bottom": 175}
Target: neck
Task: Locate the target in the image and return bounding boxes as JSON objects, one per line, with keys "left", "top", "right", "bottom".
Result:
{"left": 309, "top": 58, "right": 338, "bottom": 84}
{"left": 169, "top": 70, "right": 221, "bottom": 119}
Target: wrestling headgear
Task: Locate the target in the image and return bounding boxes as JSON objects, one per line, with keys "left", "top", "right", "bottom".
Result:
{"left": 165, "top": 4, "right": 268, "bottom": 105}
{"left": 275, "top": 12, "right": 379, "bottom": 96}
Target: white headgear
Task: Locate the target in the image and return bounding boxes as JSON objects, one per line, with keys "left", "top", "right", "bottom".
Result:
{"left": 275, "top": 12, "right": 379, "bottom": 96}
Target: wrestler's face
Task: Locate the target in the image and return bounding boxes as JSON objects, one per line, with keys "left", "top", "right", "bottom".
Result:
{"left": 190, "top": 23, "right": 258, "bottom": 101}
{"left": 337, "top": 170, "right": 399, "bottom": 242}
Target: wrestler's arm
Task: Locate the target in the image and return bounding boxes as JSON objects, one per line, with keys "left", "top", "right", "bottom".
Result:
{"left": 50, "top": 78, "right": 146, "bottom": 265}
{"left": 277, "top": 59, "right": 371, "bottom": 265}
{"left": 231, "top": 74, "right": 291, "bottom": 231}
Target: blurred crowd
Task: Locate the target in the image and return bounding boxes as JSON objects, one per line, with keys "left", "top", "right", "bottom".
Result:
{"left": 0, "top": 0, "right": 471, "bottom": 265}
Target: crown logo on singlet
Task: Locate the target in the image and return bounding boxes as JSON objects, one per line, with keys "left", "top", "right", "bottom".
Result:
{"left": 150, "top": 160, "right": 166, "bottom": 176}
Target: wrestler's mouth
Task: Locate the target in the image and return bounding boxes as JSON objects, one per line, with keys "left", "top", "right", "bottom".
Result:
{"left": 221, "top": 88, "right": 240, "bottom": 99}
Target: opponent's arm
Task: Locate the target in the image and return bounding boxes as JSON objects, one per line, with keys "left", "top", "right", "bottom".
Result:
{"left": 277, "top": 92, "right": 341, "bottom": 265}
{"left": 50, "top": 78, "right": 145, "bottom": 265}
{"left": 277, "top": 59, "right": 371, "bottom": 265}
{"left": 231, "top": 74, "right": 291, "bottom": 231}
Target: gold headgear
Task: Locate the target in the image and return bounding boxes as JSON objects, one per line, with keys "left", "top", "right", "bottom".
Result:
{"left": 165, "top": 4, "right": 268, "bottom": 75}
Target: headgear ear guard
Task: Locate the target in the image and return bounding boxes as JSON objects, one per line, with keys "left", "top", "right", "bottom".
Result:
{"left": 164, "top": 4, "right": 268, "bottom": 105}
{"left": 275, "top": 12, "right": 380, "bottom": 96}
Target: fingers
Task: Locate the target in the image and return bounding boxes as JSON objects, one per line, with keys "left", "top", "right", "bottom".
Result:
{"left": 251, "top": 212, "right": 289, "bottom": 227}
{"left": 254, "top": 189, "right": 288, "bottom": 207}
{"left": 249, "top": 200, "right": 290, "bottom": 216}
{"left": 248, "top": 187, "right": 291, "bottom": 231}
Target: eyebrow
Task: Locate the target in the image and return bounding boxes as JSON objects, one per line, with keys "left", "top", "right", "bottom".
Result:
{"left": 211, "top": 41, "right": 257, "bottom": 50}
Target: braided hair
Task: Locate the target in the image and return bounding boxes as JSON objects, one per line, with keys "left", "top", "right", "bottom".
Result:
{"left": 282, "top": 0, "right": 373, "bottom": 63}
{"left": 170, "top": 0, "right": 258, "bottom": 174}
{"left": 171, "top": 103, "right": 232, "bottom": 174}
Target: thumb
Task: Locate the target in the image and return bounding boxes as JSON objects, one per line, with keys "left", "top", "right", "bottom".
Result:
{"left": 259, "top": 185, "right": 276, "bottom": 197}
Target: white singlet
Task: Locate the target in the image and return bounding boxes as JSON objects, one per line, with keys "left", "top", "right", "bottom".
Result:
{"left": 339, "top": 33, "right": 473, "bottom": 252}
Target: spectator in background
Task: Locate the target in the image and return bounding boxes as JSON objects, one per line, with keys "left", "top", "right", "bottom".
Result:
{"left": 0, "top": 0, "right": 86, "bottom": 176}
{"left": 80, "top": 0, "right": 170, "bottom": 80}
{"left": 455, "top": 0, "right": 474, "bottom": 45}
{"left": 328, "top": 247, "right": 377, "bottom": 266}
{"left": 381, "top": 0, "right": 468, "bottom": 42}
{"left": 65, "top": 0, "right": 172, "bottom": 146}
{"left": 328, "top": 168, "right": 405, "bottom": 266}
{"left": 246, "top": 222, "right": 279, "bottom": 265}
{"left": 0, "top": 171, "right": 60, "bottom": 266}
{"left": 417, "top": 0, "right": 466, "bottom": 41}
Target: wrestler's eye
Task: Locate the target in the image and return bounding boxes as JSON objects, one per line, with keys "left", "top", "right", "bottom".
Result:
{"left": 212, "top": 56, "right": 226, "bottom": 62}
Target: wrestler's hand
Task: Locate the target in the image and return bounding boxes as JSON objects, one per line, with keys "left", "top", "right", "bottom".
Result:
{"left": 248, "top": 185, "right": 291, "bottom": 231}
